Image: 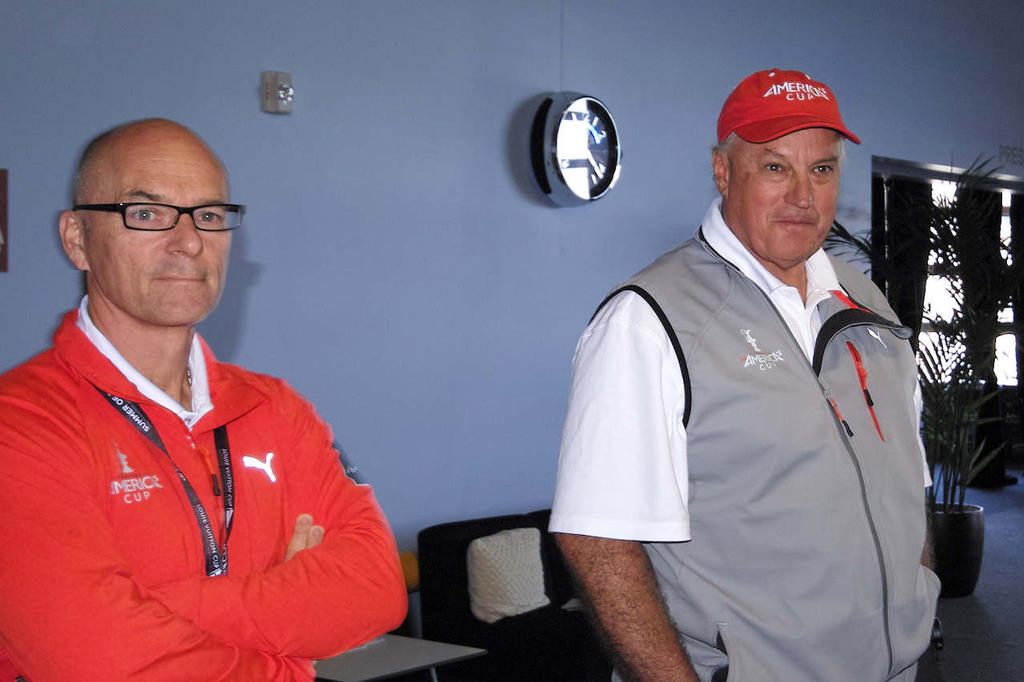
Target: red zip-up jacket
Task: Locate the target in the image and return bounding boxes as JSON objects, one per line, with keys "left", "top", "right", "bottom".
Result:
{"left": 0, "top": 312, "right": 407, "bottom": 681}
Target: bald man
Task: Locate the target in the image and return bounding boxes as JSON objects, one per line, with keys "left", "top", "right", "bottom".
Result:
{"left": 0, "top": 119, "right": 407, "bottom": 681}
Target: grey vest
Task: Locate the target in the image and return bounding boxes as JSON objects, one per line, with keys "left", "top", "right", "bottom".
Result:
{"left": 607, "top": 233, "right": 939, "bottom": 681}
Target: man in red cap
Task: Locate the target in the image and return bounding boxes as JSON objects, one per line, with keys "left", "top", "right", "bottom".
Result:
{"left": 551, "top": 70, "right": 938, "bottom": 681}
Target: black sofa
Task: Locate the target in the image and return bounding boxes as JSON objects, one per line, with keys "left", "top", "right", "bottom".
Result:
{"left": 417, "top": 509, "right": 611, "bottom": 681}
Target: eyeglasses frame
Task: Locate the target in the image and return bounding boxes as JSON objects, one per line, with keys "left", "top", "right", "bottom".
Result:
{"left": 72, "top": 202, "right": 245, "bottom": 232}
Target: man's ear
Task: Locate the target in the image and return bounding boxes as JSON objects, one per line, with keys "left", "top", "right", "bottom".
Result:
{"left": 712, "top": 150, "right": 730, "bottom": 198}
{"left": 59, "top": 210, "right": 89, "bottom": 272}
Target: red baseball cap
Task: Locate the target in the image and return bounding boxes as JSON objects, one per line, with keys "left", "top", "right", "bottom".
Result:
{"left": 717, "top": 69, "right": 860, "bottom": 145}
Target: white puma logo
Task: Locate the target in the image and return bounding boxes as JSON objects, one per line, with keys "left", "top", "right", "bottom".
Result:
{"left": 242, "top": 452, "right": 277, "bottom": 483}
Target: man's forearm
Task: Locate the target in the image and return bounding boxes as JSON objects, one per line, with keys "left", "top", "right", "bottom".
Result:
{"left": 555, "top": 533, "right": 699, "bottom": 682}
{"left": 922, "top": 512, "right": 934, "bottom": 568}
{"left": 150, "top": 505, "right": 406, "bottom": 658}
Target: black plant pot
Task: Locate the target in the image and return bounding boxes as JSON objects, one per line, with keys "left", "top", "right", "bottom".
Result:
{"left": 930, "top": 504, "right": 985, "bottom": 598}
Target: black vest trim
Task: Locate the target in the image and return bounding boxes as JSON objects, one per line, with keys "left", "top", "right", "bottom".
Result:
{"left": 812, "top": 292, "right": 911, "bottom": 375}
{"left": 593, "top": 284, "right": 693, "bottom": 427}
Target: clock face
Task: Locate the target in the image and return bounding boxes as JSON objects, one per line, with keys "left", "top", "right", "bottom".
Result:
{"left": 530, "top": 92, "right": 621, "bottom": 206}
{"left": 556, "top": 98, "right": 614, "bottom": 199}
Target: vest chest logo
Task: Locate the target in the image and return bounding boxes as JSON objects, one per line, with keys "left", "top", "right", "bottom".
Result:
{"left": 740, "top": 328, "right": 785, "bottom": 371}
{"left": 109, "top": 444, "right": 164, "bottom": 504}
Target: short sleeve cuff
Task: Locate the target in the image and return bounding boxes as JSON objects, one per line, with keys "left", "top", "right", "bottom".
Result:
{"left": 548, "top": 510, "right": 691, "bottom": 543}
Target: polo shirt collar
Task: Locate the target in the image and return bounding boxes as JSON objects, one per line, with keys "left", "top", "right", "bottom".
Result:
{"left": 700, "top": 197, "right": 840, "bottom": 301}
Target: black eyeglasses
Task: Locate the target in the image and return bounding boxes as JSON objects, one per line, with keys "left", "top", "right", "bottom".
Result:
{"left": 73, "top": 202, "right": 245, "bottom": 231}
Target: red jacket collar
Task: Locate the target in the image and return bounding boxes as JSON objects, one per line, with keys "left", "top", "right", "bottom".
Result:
{"left": 53, "top": 311, "right": 267, "bottom": 430}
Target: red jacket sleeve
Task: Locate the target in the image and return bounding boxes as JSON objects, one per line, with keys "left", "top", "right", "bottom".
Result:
{"left": 0, "top": 390, "right": 316, "bottom": 681}
{"left": 146, "top": 380, "right": 408, "bottom": 658}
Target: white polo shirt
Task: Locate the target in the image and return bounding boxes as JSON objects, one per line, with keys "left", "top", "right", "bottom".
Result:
{"left": 550, "top": 199, "right": 855, "bottom": 543}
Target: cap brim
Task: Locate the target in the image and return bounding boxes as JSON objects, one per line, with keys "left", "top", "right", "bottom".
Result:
{"left": 734, "top": 115, "right": 861, "bottom": 145}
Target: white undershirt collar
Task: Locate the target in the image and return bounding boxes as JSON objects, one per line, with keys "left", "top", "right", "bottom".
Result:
{"left": 76, "top": 296, "right": 213, "bottom": 428}
{"left": 701, "top": 198, "right": 840, "bottom": 358}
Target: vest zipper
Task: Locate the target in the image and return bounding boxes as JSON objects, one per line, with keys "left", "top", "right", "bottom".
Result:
{"left": 702, "top": 243, "right": 899, "bottom": 675}
{"left": 824, "top": 390, "right": 854, "bottom": 436}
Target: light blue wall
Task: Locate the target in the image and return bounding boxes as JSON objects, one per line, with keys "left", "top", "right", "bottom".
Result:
{"left": 3, "top": 0, "right": 1023, "bottom": 548}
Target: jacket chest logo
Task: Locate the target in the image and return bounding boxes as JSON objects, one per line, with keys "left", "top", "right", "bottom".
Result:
{"left": 740, "top": 328, "right": 785, "bottom": 371}
{"left": 109, "top": 444, "right": 164, "bottom": 504}
{"left": 242, "top": 452, "right": 277, "bottom": 483}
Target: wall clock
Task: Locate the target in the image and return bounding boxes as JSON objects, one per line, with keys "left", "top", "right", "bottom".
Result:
{"left": 530, "top": 92, "right": 621, "bottom": 206}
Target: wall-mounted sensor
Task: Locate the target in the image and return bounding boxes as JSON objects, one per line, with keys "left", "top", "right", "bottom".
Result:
{"left": 261, "top": 71, "right": 294, "bottom": 114}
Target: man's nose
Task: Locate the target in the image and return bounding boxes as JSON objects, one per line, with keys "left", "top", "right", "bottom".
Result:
{"left": 167, "top": 212, "right": 204, "bottom": 254}
{"left": 786, "top": 173, "right": 814, "bottom": 209}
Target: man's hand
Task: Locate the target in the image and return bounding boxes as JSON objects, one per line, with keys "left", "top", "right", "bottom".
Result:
{"left": 285, "top": 513, "right": 325, "bottom": 560}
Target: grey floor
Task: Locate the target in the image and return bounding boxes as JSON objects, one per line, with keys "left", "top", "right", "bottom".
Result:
{"left": 918, "top": 466, "right": 1024, "bottom": 682}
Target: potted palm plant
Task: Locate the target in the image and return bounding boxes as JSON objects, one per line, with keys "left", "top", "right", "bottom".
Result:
{"left": 827, "top": 158, "right": 1019, "bottom": 597}
{"left": 915, "top": 161, "right": 1017, "bottom": 596}
{"left": 917, "top": 331, "right": 997, "bottom": 597}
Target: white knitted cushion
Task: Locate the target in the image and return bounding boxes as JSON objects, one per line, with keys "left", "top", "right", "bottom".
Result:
{"left": 466, "top": 527, "right": 550, "bottom": 623}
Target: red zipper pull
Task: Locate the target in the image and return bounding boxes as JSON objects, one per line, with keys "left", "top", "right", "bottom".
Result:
{"left": 196, "top": 444, "right": 223, "bottom": 496}
{"left": 827, "top": 395, "right": 855, "bottom": 436}
{"left": 846, "top": 342, "right": 885, "bottom": 441}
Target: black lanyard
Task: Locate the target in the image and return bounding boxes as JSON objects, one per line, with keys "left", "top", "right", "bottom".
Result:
{"left": 97, "top": 388, "right": 235, "bottom": 577}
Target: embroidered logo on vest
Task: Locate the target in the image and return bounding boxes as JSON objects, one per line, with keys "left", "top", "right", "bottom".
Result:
{"left": 740, "top": 328, "right": 785, "bottom": 371}
{"left": 741, "top": 329, "right": 763, "bottom": 352}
